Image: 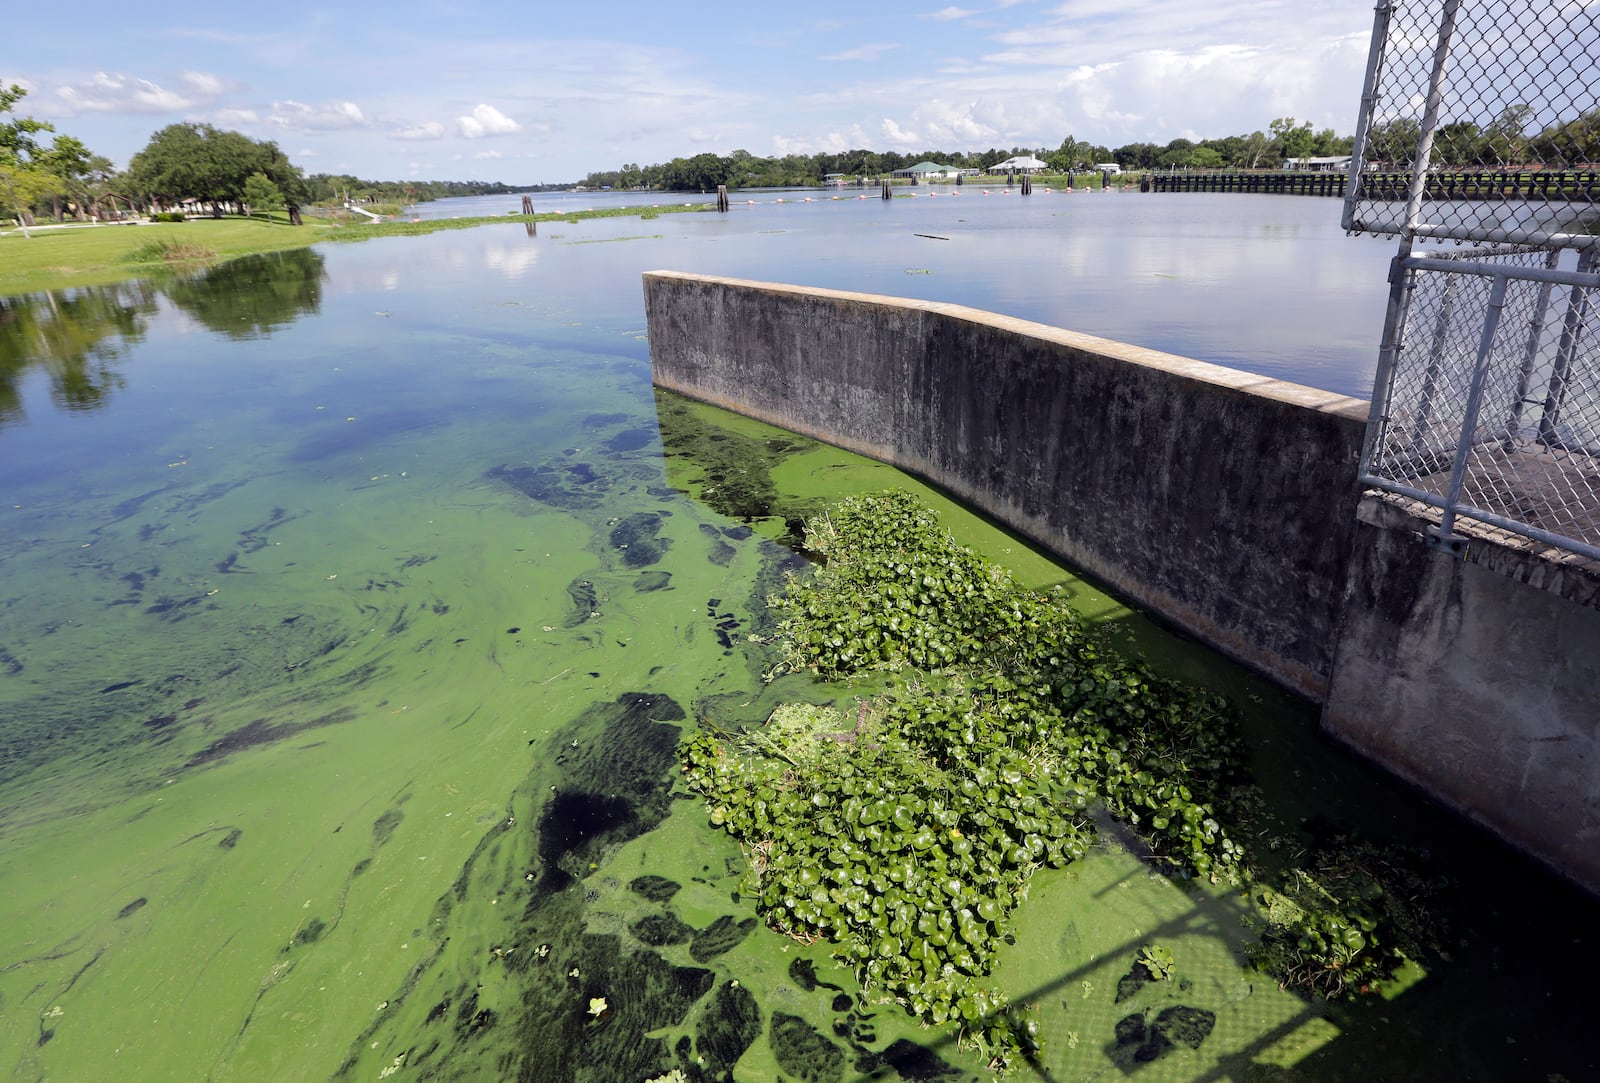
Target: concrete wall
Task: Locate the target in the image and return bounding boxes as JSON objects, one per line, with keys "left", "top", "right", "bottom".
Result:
{"left": 643, "top": 270, "right": 1600, "bottom": 895}
{"left": 1324, "top": 495, "right": 1600, "bottom": 891}
{"left": 644, "top": 271, "right": 1370, "bottom": 701}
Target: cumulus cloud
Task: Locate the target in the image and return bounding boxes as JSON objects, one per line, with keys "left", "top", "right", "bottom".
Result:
{"left": 55, "top": 72, "right": 201, "bottom": 113}
{"left": 213, "top": 107, "right": 260, "bottom": 126}
{"left": 394, "top": 120, "right": 446, "bottom": 140}
{"left": 772, "top": 123, "right": 872, "bottom": 156}
{"left": 881, "top": 117, "right": 921, "bottom": 146}
{"left": 457, "top": 103, "right": 520, "bottom": 138}
{"left": 822, "top": 43, "right": 903, "bottom": 62}
{"left": 924, "top": 6, "right": 976, "bottom": 19}
{"left": 269, "top": 99, "right": 368, "bottom": 130}
{"left": 180, "top": 71, "right": 227, "bottom": 96}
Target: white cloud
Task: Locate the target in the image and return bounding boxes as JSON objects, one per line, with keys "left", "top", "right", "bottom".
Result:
{"left": 924, "top": 6, "right": 977, "bottom": 19}
{"left": 474, "top": 149, "right": 503, "bottom": 159}
{"left": 822, "top": 43, "right": 903, "bottom": 62}
{"left": 881, "top": 117, "right": 921, "bottom": 146}
{"left": 457, "top": 103, "right": 521, "bottom": 138}
{"left": 394, "top": 120, "right": 446, "bottom": 140}
{"left": 55, "top": 72, "right": 200, "bottom": 114}
{"left": 213, "top": 108, "right": 259, "bottom": 125}
{"left": 269, "top": 99, "right": 368, "bottom": 130}
{"left": 180, "top": 71, "right": 227, "bottom": 96}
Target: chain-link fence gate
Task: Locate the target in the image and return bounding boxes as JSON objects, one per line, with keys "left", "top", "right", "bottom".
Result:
{"left": 1343, "top": 0, "right": 1600, "bottom": 562}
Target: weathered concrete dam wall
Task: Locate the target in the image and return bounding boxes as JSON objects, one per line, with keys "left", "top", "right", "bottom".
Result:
{"left": 1324, "top": 495, "right": 1600, "bottom": 893}
{"left": 643, "top": 270, "right": 1600, "bottom": 895}
{"left": 644, "top": 271, "right": 1370, "bottom": 701}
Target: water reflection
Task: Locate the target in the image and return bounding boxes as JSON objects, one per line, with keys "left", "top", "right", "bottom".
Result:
{"left": 163, "top": 248, "right": 326, "bottom": 339}
{"left": 0, "top": 281, "right": 157, "bottom": 425}
{"left": 0, "top": 249, "right": 328, "bottom": 429}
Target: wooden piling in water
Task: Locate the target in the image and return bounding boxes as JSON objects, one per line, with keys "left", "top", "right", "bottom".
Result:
{"left": 1021, "top": 175, "right": 1032, "bottom": 195}
{"left": 716, "top": 185, "right": 730, "bottom": 212}
{"left": 882, "top": 179, "right": 892, "bottom": 200}
{"left": 521, "top": 195, "right": 534, "bottom": 215}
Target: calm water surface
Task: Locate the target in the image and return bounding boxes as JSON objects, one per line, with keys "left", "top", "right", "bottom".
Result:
{"left": 0, "top": 196, "right": 1592, "bottom": 1082}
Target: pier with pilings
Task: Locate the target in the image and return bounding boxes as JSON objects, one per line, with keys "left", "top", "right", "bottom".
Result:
{"left": 1142, "top": 168, "right": 1600, "bottom": 201}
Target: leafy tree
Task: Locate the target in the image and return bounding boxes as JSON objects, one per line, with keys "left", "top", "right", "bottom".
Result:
{"left": 1364, "top": 118, "right": 1422, "bottom": 167}
{"left": 241, "top": 171, "right": 284, "bottom": 217}
{"left": 1157, "top": 138, "right": 1196, "bottom": 169}
{"left": 0, "top": 84, "right": 56, "bottom": 236}
{"left": 1433, "top": 120, "right": 1485, "bottom": 166}
{"left": 1270, "top": 117, "right": 1317, "bottom": 161}
{"left": 1530, "top": 107, "right": 1600, "bottom": 166}
{"left": 39, "top": 134, "right": 101, "bottom": 222}
{"left": 1113, "top": 142, "right": 1161, "bottom": 170}
{"left": 129, "top": 124, "right": 307, "bottom": 220}
{"left": 1483, "top": 104, "right": 1533, "bottom": 165}
{"left": 1048, "top": 135, "right": 1083, "bottom": 174}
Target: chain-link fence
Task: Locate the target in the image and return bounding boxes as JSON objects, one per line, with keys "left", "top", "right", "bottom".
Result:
{"left": 1349, "top": 0, "right": 1599, "bottom": 562}
{"left": 1343, "top": 0, "right": 1600, "bottom": 245}
{"left": 1362, "top": 245, "right": 1600, "bottom": 560}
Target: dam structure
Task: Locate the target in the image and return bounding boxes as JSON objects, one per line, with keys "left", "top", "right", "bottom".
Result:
{"left": 643, "top": 269, "right": 1600, "bottom": 896}
{"left": 647, "top": 0, "right": 1600, "bottom": 896}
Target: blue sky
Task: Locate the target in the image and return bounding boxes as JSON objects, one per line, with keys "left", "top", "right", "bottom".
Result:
{"left": 5, "top": 1, "right": 1379, "bottom": 182}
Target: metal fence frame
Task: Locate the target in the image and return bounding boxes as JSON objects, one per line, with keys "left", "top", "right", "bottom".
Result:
{"left": 1344, "top": 0, "right": 1600, "bottom": 562}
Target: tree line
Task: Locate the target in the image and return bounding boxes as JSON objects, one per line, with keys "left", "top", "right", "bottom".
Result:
{"left": 580, "top": 110, "right": 1600, "bottom": 192}
{"left": 578, "top": 119, "right": 1360, "bottom": 191}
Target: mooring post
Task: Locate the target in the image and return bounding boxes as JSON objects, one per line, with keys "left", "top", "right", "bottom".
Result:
{"left": 1021, "top": 174, "right": 1032, "bottom": 195}
{"left": 716, "top": 185, "right": 729, "bottom": 212}
{"left": 882, "top": 178, "right": 892, "bottom": 200}
{"left": 956, "top": 172, "right": 963, "bottom": 187}
{"left": 521, "top": 195, "right": 534, "bottom": 215}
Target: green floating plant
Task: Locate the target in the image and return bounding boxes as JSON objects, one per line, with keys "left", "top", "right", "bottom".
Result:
{"left": 683, "top": 491, "right": 1439, "bottom": 1068}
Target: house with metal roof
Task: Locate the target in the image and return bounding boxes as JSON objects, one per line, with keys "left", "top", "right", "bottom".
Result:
{"left": 891, "top": 161, "right": 961, "bottom": 179}
{"left": 986, "top": 155, "right": 1048, "bottom": 174}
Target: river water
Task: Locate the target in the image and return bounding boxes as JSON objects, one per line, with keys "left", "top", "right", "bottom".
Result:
{"left": 0, "top": 194, "right": 1592, "bottom": 1082}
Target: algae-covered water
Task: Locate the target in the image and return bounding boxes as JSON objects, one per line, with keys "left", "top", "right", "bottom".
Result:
{"left": 1, "top": 205, "right": 1595, "bottom": 1083}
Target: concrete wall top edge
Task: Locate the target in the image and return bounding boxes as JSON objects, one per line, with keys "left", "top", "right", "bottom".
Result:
{"left": 643, "top": 270, "right": 1372, "bottom": 424}
{"left": 1357, "top": 491, "right": 1600, "bottom": 610}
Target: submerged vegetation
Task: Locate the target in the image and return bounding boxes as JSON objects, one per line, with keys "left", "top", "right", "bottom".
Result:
{"left": 680, "top": 491, "right": 1443, "bottom": 1069}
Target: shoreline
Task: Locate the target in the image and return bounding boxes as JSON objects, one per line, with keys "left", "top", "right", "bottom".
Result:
{"left": 0, "top": 203, "right": 709, "bottom": 296}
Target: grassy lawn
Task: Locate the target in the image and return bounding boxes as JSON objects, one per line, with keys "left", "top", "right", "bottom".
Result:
{"left": 0, "top": 203, "right": 709, "bottom": 296}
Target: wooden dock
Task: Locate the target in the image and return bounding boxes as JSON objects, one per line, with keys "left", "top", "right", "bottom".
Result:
{"left": 1142, "top": 168, "right": 1600, "bottom": 201}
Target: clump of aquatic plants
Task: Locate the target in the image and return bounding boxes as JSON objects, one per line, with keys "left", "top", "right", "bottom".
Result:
{"left": 681, "top": 491, "right": 1440, "bottom": 1067}
{"left": 1249, "top": 833, "right": 1445, "bottom": 1000}
{"left": 767, "top": 491, "right": 1247, "bottom": 881}
{"left": 682, "top": 700, "right": 1064, "bottom": 1067}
